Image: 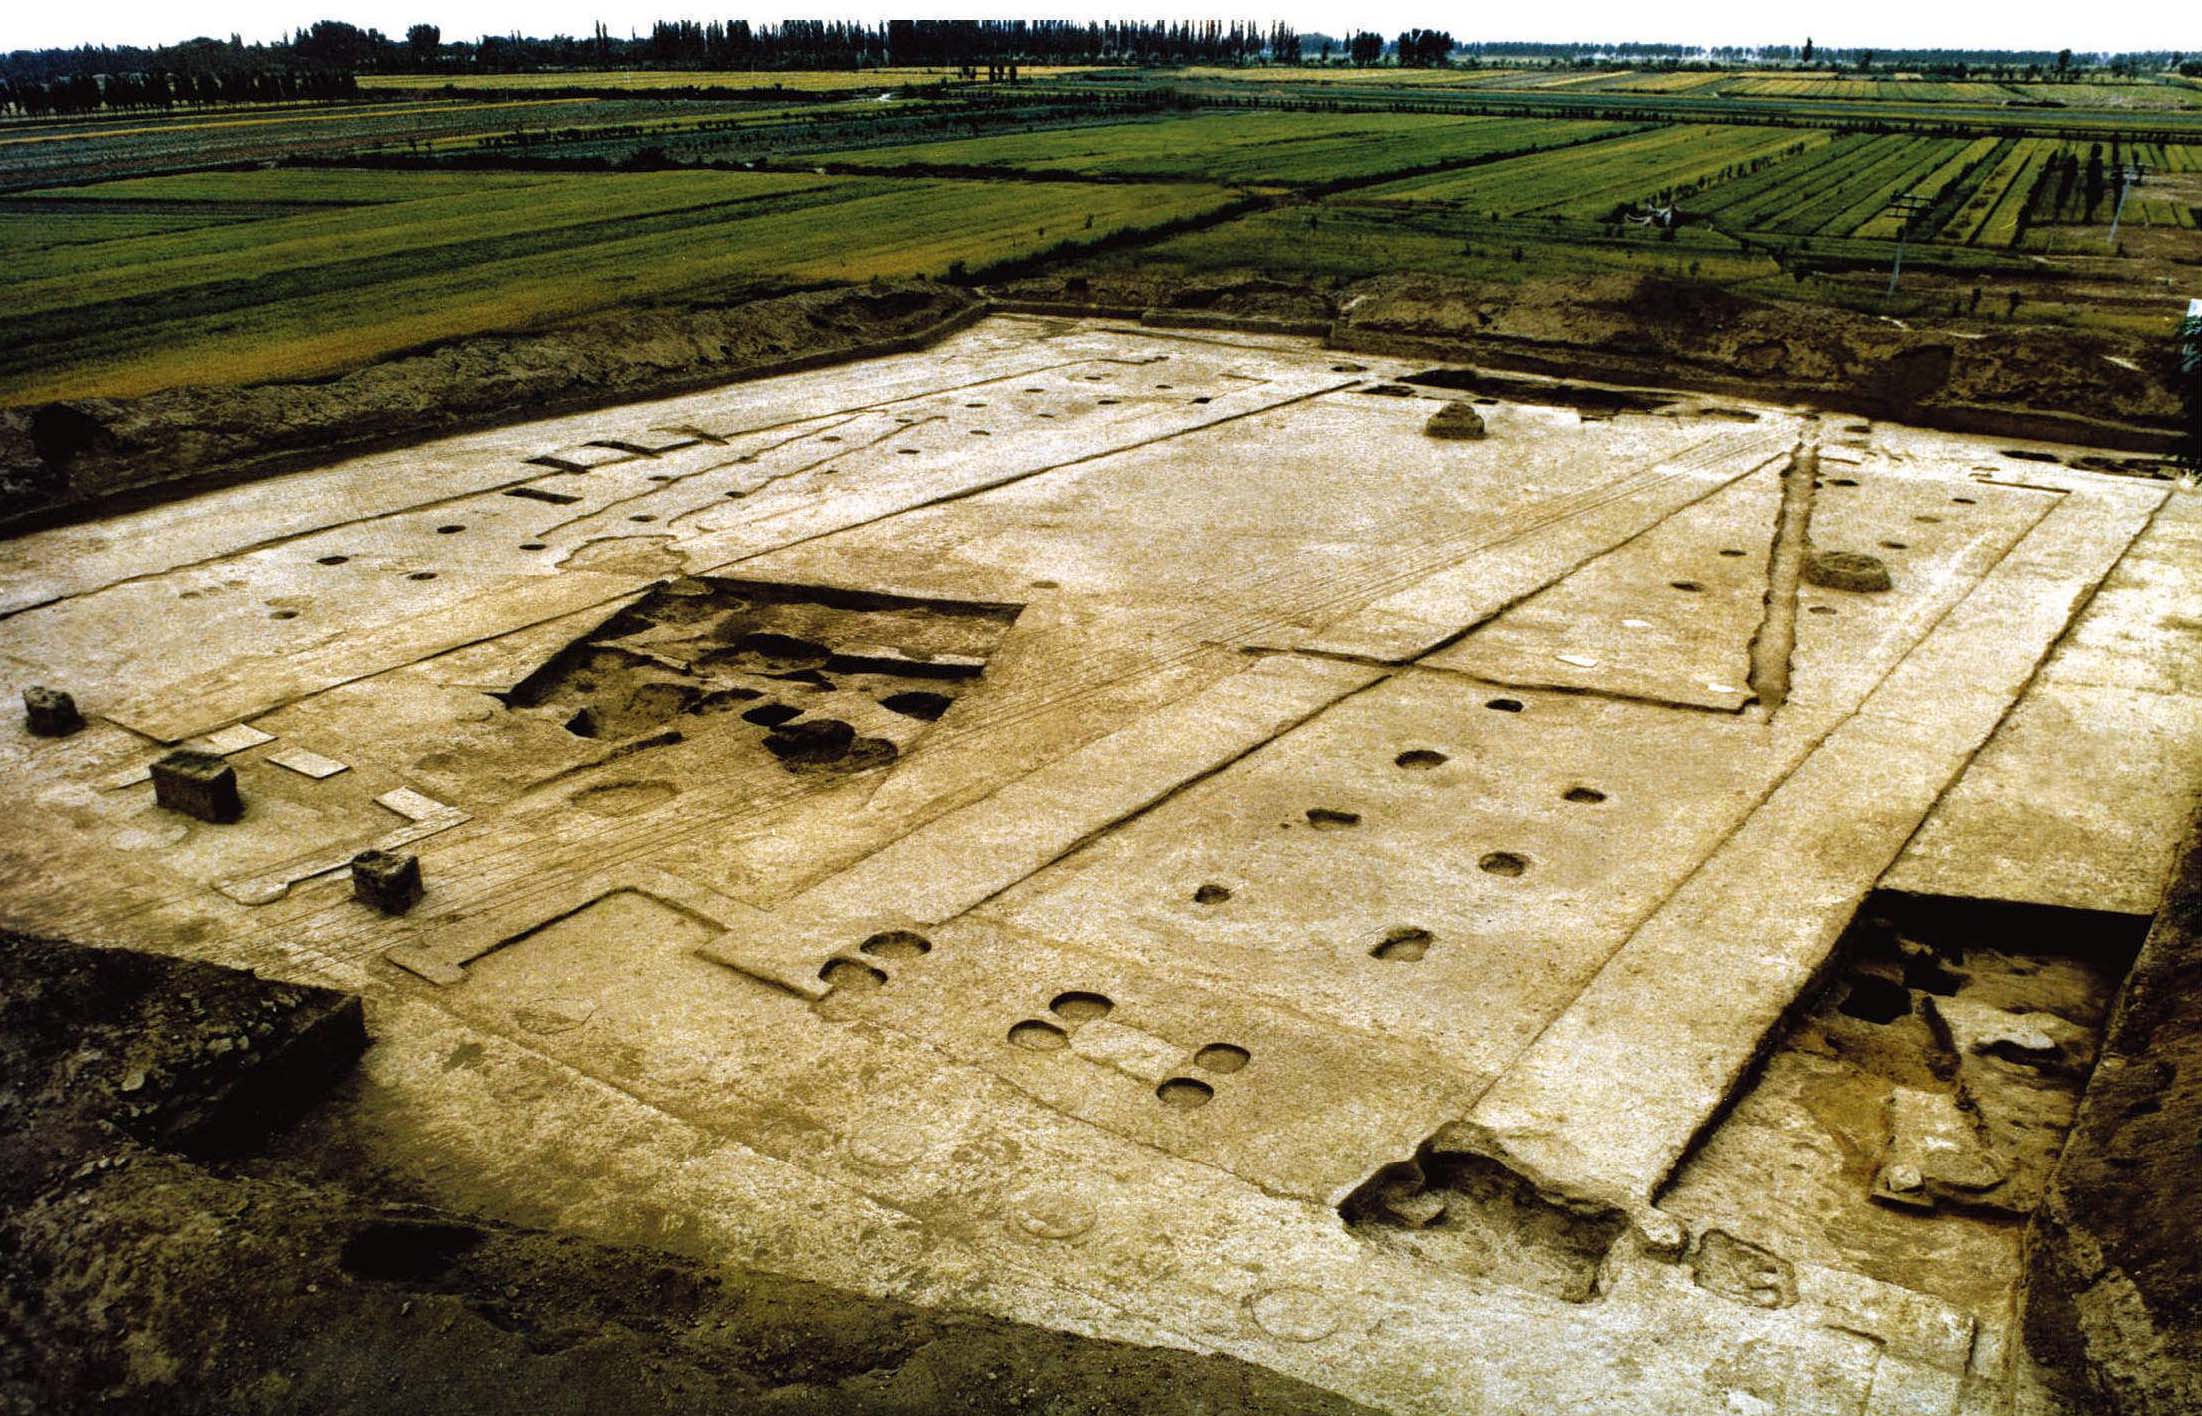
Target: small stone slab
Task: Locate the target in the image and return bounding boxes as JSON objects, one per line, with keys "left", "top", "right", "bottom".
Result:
{"left": 376, "top": 787, "right": 459, "bottom": 824}
{"left": 199, "top": 723, "right": 276, "bottom": 755}
{"left": 267, "top": 747, "right": 349, "bottom": 780}
{"left": 23, "top": 686, "right": 83, "bottom": 737}
{"left": 351, "top": 849, "right": 424, "bottom": 915}
{"left": 151, "top": 750, "right": 243, "bottom": 823}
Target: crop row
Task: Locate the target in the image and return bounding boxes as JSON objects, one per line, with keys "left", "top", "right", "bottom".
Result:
{"left": 1091, "top": 200, "right": 1772, "bottom": 288}
{"left": 1848, "top": 137, "right": 2002, "bottom": 238}
{"left": 810, "top": 111, "right": 1639, "bottom": 184}
{"left": 0, "top": 96, "right": 769, "bottom": 189}
{"left": 0, "top": 170, "right": 1234, "bottom": 401}
{"left": 1359, "top": 123, "right": 1831, "bottom": 216}
{"left": 1945, "top": 138, "right": 2057, "bottom": 245}
{"left": 2016, "top": 141, "right": 2202, "bottom": 232}
{"left": 1686, "top": 134, "right": 1910, "bottom": 234}
{"left": 1720, "top": 77, "right": 2028, "bottom": 104}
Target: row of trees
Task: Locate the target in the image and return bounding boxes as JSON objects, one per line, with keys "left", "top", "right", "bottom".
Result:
{"left": 4, "top": 20, "right": 2186, "bottom": 116}
{"left": 1, "top": 19, "right": 1317, "bottom": 101}
{"left": 1462, "top": 42, "right": 2185, "bottom": 69}
{"left": 0, "top": 67, "right": 356, "bottom": 116}
{"left": 882, "top": 21, "right": 1291, "bottom": 67}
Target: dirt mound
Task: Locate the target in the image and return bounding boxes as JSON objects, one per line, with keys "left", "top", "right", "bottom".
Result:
{"left": 1158, "top": 272, "right": 1339, "bottom": 323}
{"left": 0, "top": 931, "right": 1374, "bottom": 1416}
{"left": 1331, "top": 273, "right": 2184, "bottom": 451}
{"left": 1423, "top": 401, "right": 1488, "bottom": 439}
{"left": 991, "top": 267, "right": 1347, "bottom": 325}
{"left": 0, "top": 281, "right": 979, "bottom": 529}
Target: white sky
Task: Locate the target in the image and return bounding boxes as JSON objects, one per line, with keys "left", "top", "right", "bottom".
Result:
{"left": 3, "top": 4, "right": 2191, "bottom": 56}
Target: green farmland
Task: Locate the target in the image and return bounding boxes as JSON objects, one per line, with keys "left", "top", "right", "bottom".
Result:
{"left": 0, "top": 169, "right": 1232, "bottom": 399}
{"left": 3, "top": 57, "right": 2199, "bottom": 403}
{"left": 1360, "top": 124, "right": 1833, "bottom": 214}
{"left": 812, "top": 111, "right": 1643, "bottom": 184}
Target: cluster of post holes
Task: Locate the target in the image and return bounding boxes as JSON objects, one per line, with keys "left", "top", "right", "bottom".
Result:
{"left": 1172, "top": 473, "right": 1980, "bottom": 969}
{"left": 299, "top": 519, "right": 542, "bottom": 593}
{"left": 816, "top": 928, "right": 932, "bottom": 993}
{"left": 1007, "top": 990, "right": 1250, "bottom": 1111}
{"left": 1662, "top": 471, "right": 1980, "bottom": 619}
{"left": 1181, "top": 694, "right": 1610, "bottom": 967}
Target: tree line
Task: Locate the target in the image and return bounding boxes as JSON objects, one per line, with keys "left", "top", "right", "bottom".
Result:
{"left": 1, "top": 67, "right": 356, "bottom": 116}
{"left": 3, "top": 18, "right": 2185, "bottom": 120}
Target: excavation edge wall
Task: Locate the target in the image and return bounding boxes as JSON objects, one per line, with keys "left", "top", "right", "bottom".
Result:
{"left": 2023, "top": 801, "right": 2202, "bottom": 1414}
{"left": 0, "top": 281, "right": 989, "bottom": 534}
{"left": 3, "top": 275, "right": 2182, "bottom": 533}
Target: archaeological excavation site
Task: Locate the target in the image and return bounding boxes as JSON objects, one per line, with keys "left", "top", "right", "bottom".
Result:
{"left": 3, "top": 308, "right": 2199, "bottom": 1416}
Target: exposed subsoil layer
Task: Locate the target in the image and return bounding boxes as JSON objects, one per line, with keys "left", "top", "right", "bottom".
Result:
{"left": 3, "top": 267, "right": 2185, "bottom": 530}
{"left": 1002, "top": 270, "right": 2188, "bottom": 453}
{"left": 2024, "top": 804, "right": 2202, "bottom": 1414}
{"left": 0, "top": 281, "right": 981, "bottom": 528}
{"left": 0, "top": 930, "right": 1375, "bottom": 1416}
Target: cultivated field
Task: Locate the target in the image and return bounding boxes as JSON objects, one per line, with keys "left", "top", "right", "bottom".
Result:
{"left": 3, "top": 57, "right": 2197, "bottom": 401}
{"left": 1360, "top": 124, "right": 1831, "bottom": 214}
{"left": 0, "top": 169, "right": 1231, "bottom": 398}
{"left": 812, "top": 111, "right": 1642, "bottom": 184}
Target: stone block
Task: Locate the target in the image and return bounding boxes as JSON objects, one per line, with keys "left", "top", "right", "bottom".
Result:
{"left": 351, "top": 849, "right": 424, "bottom": 915}
{"left": 23, "top": 686, "right": 83, "bottom": 737}
{"left": 151, "top": 750, "right": 243, "bottom": 823}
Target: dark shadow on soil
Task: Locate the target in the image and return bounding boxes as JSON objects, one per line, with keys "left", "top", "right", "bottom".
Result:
{"left": 0, "top": 930, "right": 1374, "bottom": 1416}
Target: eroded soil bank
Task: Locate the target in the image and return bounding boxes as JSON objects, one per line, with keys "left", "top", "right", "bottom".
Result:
{"left": 999, "top": 270, "right": 2188, "bottom": 454}
{"left": 2024, "top": 804, "right": 2202, "bottom": 1414}
{"left": 0, "top": 930, "right": 1373, "bottom": 1416}
{"left": 0, "top": 281, "right": 982, "bottom": 529}
{"left": 3, "top": 270, "right": 2184, "bottom": 531}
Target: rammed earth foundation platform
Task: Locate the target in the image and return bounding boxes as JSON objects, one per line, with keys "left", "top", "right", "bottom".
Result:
{"left": 1, "top": 316, "right": 2196, "bottom": 1414}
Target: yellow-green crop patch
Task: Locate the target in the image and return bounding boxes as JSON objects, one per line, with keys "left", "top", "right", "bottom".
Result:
{"left": 812, "top": 111, "right": 1640, "bottom": 184}
{"left": 1946, "top": 137, "right": 2059, "bottom": 245}
{"left": 19, "top": 169, "right": 561, "bottom": 205}
{"left": 0, "top": 169, "right": 1232, "bottom": 401}
{"left": 0, "top": 96, "right": 747, "bottom": 188}
{"left": 1359, "top": 125, "right": 1833, "bottom": 216}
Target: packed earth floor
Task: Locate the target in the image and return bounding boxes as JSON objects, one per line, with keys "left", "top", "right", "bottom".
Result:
{"left": 2, "top": 315, "right": 2198, "bottom": 1413}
